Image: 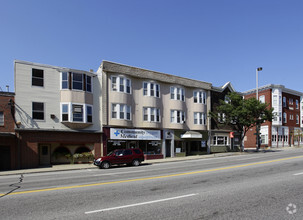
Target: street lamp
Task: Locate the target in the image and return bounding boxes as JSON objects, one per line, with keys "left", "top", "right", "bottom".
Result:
{"left": 256, "top": 67, "right": 262, "bottom": 99}
{"left": 256, "top": 67, "right": 262, "bottom": 151}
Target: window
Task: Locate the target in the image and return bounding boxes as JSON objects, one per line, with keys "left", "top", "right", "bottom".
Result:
{"left": 87, "top": 105, "right": 92, "bottom": 123}
{"left": 212, "top": 136, "right": 228, "bottom": 145}
{"left": 112, "top": 104, "right": 131, "bottom": 120}
{"left": 283, "top": 97, "right": 286, "bottom": 107}
{"left": 170, "top": 87, "right": 184, "bottom": 101}
{"left": 194, "top": 112, "right": 206, "bottom": 125}
{"left": 170, "top": 110, "right": 185, "bottom": 124}
{"left": 73, "top": 105, "right": 83, "bottom": 122}
{"left": 296, "top": 115, "right": 299, "bottom": 124}
{"left": 32, "top": 68, "right": 44, "bottom": 87}
{"left": 111, "top": 76, "right": 131, "bottom": 94}
{"left": 289, "top": 98, "right": 293, "bottom": 105}
{"left": 261, "top": 134, "right": 268, "bottom": 144}
{"left": 62, "top": 104, "right": 69, "bottom": 121}
{"left": 143, "top": 82, "right": 160, "bottom": 98}
{"left": 218, "top": 113, "right": 225, "bottom": 123}
{"left": 72, "top": 73, "right": 83, "bottom": 90}
{"left": 273, "top": 95, "right": 277, "bottom": 105}
{"left": 290, "top": 114, "right": 294, "bottom": 120}
{"left": 283, "top": 112, "right": 287, "bottom": 123}
{"left": 296, "top": 100, "right": 299, "bottom": 109}
{"left": 259, "top": 95, "right": 265, "bottom": 103}
{"left": 61, "top": 103, "right": 92, "bottom": 123}
{"left": 193, "top": 91, "right": 206, "bottom": 104}
{"left": 272, "top": 135, "right": 277, "bottom": 142}
{"left": 143, "top": 107, "right": 161, "bottom": 122}
{"left": 32, "top": 102, "right": 44, "bottom": 120}
{"left": 86, "top": 75, "right": 92, "bottom": 92}
{"left": 61, "top": 72, "right": 69, "bottom": 89}
{"left": 0, "top": 112, "right": 3, "bottom": 126}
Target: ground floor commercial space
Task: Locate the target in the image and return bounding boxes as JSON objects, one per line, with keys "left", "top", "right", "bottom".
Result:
{"left": 102, "top": 127, "right": 209, "bottom": 159}
{"left": 0, "top": 133, "right": 17, "bottom": 170}
{"left": 210, "top": 130, "right": 241, "bottom": 152}
{"left": 244, "top": 125, "right": 303, "bottom": 148}
{"left": 16, "top": 130, "right": 102, "bottom": 169}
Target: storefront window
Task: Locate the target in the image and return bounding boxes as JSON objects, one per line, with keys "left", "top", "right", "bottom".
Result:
{"left": 139, "top": 140, "right": 162, "bottom": 155}
{"left": 212, "top": 136, "right": 228, "bottom": 145}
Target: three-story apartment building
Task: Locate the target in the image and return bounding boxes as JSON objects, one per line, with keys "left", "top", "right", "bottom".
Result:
{"left": 243, "top": 84, "right": 303, "bottom": 148}
{"left": 14, "top": 60, "right": 102, "bottom": 168}
{"left": 99, "top": 61, "right": 212, "bottom": 159}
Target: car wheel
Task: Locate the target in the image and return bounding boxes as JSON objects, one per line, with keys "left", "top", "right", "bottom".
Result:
{"left": 132, "top": 159, "right": 140, "bottom": 166}
{"left": 101, "top": 161, "right": 110, "bottom": 169}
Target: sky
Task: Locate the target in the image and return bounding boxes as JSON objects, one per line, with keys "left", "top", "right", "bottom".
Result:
{"left": 1, "top": 0, "right": 303, "bottom": 93}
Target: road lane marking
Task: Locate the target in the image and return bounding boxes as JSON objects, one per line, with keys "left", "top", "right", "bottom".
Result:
{"left": 85, "top": 193, "right": 198, "bottom": 214}
{"left": 293, "top": 172, "right": 303, "bottom": 176}
{"left": 1, "top": 155, "right": 303, "bottom": 197}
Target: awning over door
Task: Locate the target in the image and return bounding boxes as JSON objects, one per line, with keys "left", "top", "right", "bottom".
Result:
{"left": 181, "top": 131, "right": 202, "bottom": 139}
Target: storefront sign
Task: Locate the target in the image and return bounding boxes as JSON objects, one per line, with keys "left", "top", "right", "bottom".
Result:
{"left": 110, "top": 128, "right": 161, "bottom": 140}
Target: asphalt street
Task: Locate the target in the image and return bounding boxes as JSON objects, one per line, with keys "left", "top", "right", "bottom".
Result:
{"left": 1, "top": 148, "right": 303, "bottom": 219}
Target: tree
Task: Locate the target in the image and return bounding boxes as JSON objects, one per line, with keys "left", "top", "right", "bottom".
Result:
{"left": 209, "top": 92, "right": 273, "bottom": 151}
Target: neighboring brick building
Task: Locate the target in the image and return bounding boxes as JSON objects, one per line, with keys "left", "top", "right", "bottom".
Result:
{"left": 243, "top": 84, "right": 303, "bottom": 149}
{"left": 210, "top": 82, "right": 242, "bottom": 152}
{"left": 0, "top": 91, "right": 17, "bottom": 170}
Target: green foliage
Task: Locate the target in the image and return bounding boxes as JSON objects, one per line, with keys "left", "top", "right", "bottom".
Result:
{"left": 209, "top": 92, "right": 273, "bottom": 149}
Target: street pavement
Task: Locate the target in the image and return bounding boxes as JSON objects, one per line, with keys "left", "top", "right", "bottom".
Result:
{"left": 1, "top": 147, "right": 303, "bottom": 219}
{"left": 0, "top": 146, "right": 301, "bottom": 176}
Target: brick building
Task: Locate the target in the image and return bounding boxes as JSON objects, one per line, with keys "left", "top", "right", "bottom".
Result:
{"left": 0, "top": 91, "right": 17, "bottom": 170}
{"left": 243, "top": 84, "right": 303, "bottom": 149}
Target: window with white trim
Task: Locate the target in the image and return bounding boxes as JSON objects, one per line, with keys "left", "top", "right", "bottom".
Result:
{"left": 170, "top": 110, "right": 186, "bottom": 124}
{"left": 111, "top": 76, "right": 131, "bottom": 94}
{"left": 259, "top": 95, "right": 265, "bottom": 103}
{"left": 296, "top": 114, "right": 299, "bottom": 124}
{"left": 212, "top": 136, "right": 228, "bottom": 145}
{"left": 143, "top": 82, "right": 160, "bottom": 98}
{"left": 170, "top": 87, "right": 184, "bottom": 101}
{"left": 283, "top": 112, "right": 287, "bottom": 123}
{"left": 61, "top": 103, "right": 92, "bottom": 123}
{"left": 0, "top": 112, "right": 4, "bottom": 126}
{"left": 61, "top": 72, "right": 69, "bottom": 89}
{"left": 289, "top": 98, "right": 293, "bottom": 105}
{"left": 296, "top": 100, "right": 299, "bottom": 109}
{"left": 290, "top": 114, "right": 294, "bottom": 120}
{"left": 143, "top": 107, "right": 160, "bottom": 122}
{"left": 61, "top": 72, "right": 92, "bottom": 92}
{"left": 193, "top": 91, "right": 206, "bottom": 104}
{"left": 283, "top": 97, "right": 286, "bottom": 107}
{"left": 273, "top": 95, "right": 277, "bottom": 105}
{"left": 112, "top": 104, "right": 131, "bottom": 120}
{"left": 32, "top": 102, "right": 44, "bottom": 120}
{"left": 194, "top": 112, "right": 206, "bottom": 125}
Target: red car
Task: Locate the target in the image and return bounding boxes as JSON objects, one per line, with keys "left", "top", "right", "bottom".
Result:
{"left": 94, "top": 148, "right": 144, "bottom": 169}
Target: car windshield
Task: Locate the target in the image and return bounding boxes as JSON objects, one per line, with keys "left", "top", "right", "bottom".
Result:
{"left": 107, "top": 151, "right": 114, "bottom": 156}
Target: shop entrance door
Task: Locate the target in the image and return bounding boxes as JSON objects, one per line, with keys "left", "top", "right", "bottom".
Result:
{"left": 0, "top": 146, "right": 11, "bottom": 170}
{"left": 165, "top": 140, "right": 171, "bottom": 157}
{"left": 39, "top": 145, "right": 51, "bottom": 166}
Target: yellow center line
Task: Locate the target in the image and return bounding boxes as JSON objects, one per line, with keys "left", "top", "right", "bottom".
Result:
{"left": 1, "top": 155, "right": 303, "bottom": 196}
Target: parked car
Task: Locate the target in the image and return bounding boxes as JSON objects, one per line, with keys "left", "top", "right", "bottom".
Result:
{"left": 94, "top": 148, "right": 144, "bottom": 169}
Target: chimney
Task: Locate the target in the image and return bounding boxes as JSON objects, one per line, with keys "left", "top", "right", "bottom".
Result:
{"left": 6, "top": 85, "right": 9, "bottom": 92}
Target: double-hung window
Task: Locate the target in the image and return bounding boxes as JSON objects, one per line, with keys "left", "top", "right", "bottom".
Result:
{"left": 87, "top": 105, "right": 92, "bottom": 123}
{"left": 73, "top": 105, "right": 83, "bottom": 122}
{"left": 32, "top": 68, "right": 44, "bottom": 87}
{"left": 143, "top": 107, "right": 160, "bottom": 122}
{"left": 61, "top": 72, "right": 69, "bottom": 89}
{"left": 193, "top": 91, "right": 206, "bottom": 104}
{"left": 296, "top": 100, "right": 299, "bottom": 109}
{"left": 296, "top": 114, "right": 299, "bottom": 124}
{"left": 86, "top": 75, "right": 92, "bottom": 92}
{"left": 283, "top": 97, "right": 286, "bottom": 107}
{"left": 72, "top": 73, "right": 83, "bottom": 90}
{"left": 283, "top": 112, "right": 287, "bottom": 123}
{"left": 62, "top": 104, "right": 69, "bottom": 121}
{"left": 194, "top": 112, "right": 206, "bottom": 125}
{"left": 0, "top": 112, "right": 4, "bottom": 126}
{"left": 170, "top": 87, "right": 185, "bottom": 101}
{"left": 111, "top": 76, "right": 131, "bottom": 94}
{"left": 143, "top": 82, "right": 160, "bottom": 98}
{"left": 32, "top": 102, "right": 44, "bottom": 120}
{"left": 112, "top": 104, "right": 131, "bottom": 120}
{"left": 170, "top": 110, "right": 185, "bottom": 124}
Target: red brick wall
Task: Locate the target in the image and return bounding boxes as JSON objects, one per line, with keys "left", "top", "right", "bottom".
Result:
{"left": 0, "top": 94, "right": 15, "bottom": 132}
{"left": 282, "top": 92, "right": 300, "bottom": 128}
{"left": 18, "top": 130, "right": 102, "bottom": 168}
{"left": 244, "top": 89, "right": 272, "bottom": 148}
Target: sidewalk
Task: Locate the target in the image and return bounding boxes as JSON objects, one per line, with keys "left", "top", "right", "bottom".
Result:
{"left": 0, "top": 147, "right": 301, "bottom": 176}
